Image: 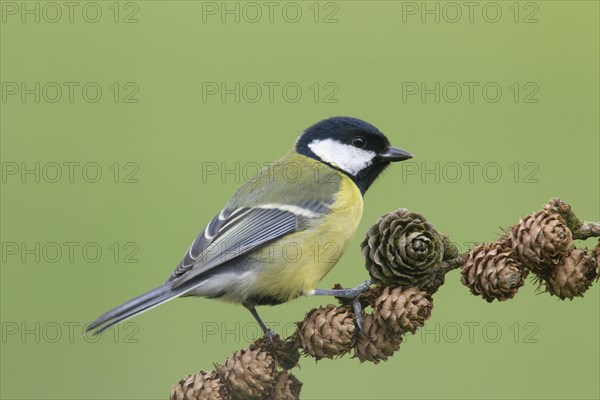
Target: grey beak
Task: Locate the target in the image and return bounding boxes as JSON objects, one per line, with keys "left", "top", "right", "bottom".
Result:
{"left": 379, "top": 146, "right": 414, "bottom": 161}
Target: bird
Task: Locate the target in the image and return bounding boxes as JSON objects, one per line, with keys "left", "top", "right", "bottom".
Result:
{"left": 86, "top": 116, "right": 413, "bottom": 338}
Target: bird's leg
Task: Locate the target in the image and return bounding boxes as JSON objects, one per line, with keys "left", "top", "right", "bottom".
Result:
{"left": 311, "top": 280, "right": 372, "bottom": 298}
{"left": 243, "top": 302, "right": 276, "bottom": 343}
{"left": 310, "top": 279, "right": 371, "bottom": 334}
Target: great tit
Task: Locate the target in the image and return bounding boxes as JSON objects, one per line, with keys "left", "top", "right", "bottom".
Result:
{"left": 87, "top": 116, "right": 413, "bottom": 336}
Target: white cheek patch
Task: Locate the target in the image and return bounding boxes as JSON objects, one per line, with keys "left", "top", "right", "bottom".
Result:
{"left": 308, "top": 138, "right": 376, "bottom": 176}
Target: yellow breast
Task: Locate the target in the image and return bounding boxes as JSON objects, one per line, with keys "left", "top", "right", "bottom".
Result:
{"left": 249, "top": 174, "right": 363, "bottom": 302}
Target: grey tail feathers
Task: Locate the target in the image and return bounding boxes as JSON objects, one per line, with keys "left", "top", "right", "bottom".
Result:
{"left": 86, "top": 281, "right": 197, "bottom": 335}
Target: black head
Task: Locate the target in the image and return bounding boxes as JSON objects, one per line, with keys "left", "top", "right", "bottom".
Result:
{"left": 296, "top": 116, "right": 413, "bottom": 194}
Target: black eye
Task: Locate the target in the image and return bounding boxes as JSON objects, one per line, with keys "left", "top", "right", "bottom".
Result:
{"left": 352, "top": 136, "right": 366, "bottom": 148}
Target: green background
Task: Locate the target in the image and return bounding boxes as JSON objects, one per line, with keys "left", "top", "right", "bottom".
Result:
{"left": 1, "top": 1, "right": 599, "bottom": 399}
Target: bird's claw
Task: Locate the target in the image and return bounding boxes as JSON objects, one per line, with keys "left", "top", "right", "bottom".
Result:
{"left": 352, "top": 280, "right": 371, "bottom": 336}
{"left": 352, "top": 299, "right": 367, "bottom": 336}
{"left": 265, "top": 328, "right": 276, "bottom": 344}
{"left": 311, "top": 279, "right": 372, "bottom": 336}
{"left": 344, "top": 279, "right": 372, "bottom": 298}
{"left": 356, "top": 279, "right": 372, "bottom": 294}
{"left": 348, "top": 280, "right": 371, "bottom": 336}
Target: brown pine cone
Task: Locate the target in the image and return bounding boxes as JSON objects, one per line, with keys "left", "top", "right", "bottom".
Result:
{"left": 461, "top": 242, "right": 527, "bottom": 302}
{"left": 217, "top": 347, "right": 275, "bottom": 399}
{"left": 510, "top": 209, "right": 573, "bottom": 275}
{"left": 271, "top": 372, "right": 302, "bottom": 400}
{"left": 295, "top": 305, "right": 355, "bottom": 360}
{"left": 361, "top": 208, "right": 444, "bottom": 288}
{"left": 544, "top": 248, "right": 598, "bottom": 300}
{"left": 373, "top": 286, "right": 432, "bottom": 334}
{"left": 354, "top": 314, "right": 401, "bottom": 364}
{"left": 170, "top": 371, "right": 227, "bottom": 400}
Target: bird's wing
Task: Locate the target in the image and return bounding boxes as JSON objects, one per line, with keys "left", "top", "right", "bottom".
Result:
{"left": 167, "top": 201, "right": 330, "bottom": 288}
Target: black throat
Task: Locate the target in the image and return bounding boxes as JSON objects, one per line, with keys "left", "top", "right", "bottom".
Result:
{"left": 296, "top": 145, "right": 390, "bottom": 195}
{"left": 351, "top": 161, "right": 391, "bottom": 194}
